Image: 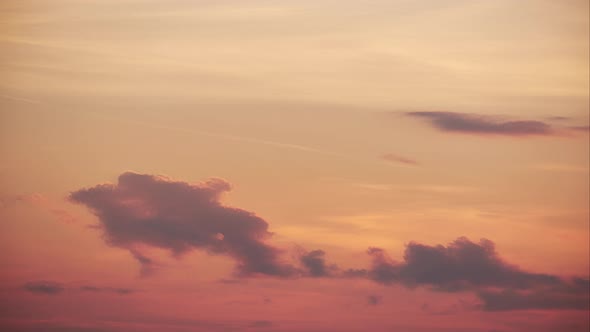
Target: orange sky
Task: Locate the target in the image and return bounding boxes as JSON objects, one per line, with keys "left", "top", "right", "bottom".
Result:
{"left": 1, "top": 1, "right": 589, "bottom": 331}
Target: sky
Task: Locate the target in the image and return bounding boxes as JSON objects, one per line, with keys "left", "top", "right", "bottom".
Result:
{"left": 0, "top": 0, "right": 589, "bottom": 331}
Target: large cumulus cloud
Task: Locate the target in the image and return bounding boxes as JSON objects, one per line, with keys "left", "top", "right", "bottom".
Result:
{"left": 362, "top": 237, "right": 589, "bottom": 311}
{"left": 366, "top": 237, "right": 559, "bottom": 290}
{"left": 69, "top": 172, "right": 296, "bottom": 277}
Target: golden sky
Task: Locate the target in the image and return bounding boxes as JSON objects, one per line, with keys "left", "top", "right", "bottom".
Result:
{"left": 1, "top": 1, "right": 589, "bottom": 331}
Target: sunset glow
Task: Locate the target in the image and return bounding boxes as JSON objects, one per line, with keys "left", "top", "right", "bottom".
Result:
{"left": 1, "top": 1, "right": 589, "bottom": 331}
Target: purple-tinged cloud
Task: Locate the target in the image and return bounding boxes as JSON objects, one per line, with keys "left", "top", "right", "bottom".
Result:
{"left": 300, "top": 249, "right": 338, "bottom": 277}
{"left": 23, "top": 281, "right": 135, "bottom": 296}
{"left": 67, "top": 173, "right": 589, "bottom": 312}
{"left": 381, "top": 153, "right": 419, "bottom": 166}
{"left": 342, "top": 268, "right": 368, "bottom": 278}
{"left": 363, "top": 237, "right": 589, "bottom": 311}
{"left": 129, "top": 249, "right": 158, "bottom": 277}
{"left": 367, "top": 237, "right": 560, "bottom": 290}
{"left": 23, "top": 281, "right": 65, "bottom": 295}
{"left": 69, "top": 172, "right": 297, "bottom": 277}
{"left": 406, "top": 112, "right": 553, "bottom": 136}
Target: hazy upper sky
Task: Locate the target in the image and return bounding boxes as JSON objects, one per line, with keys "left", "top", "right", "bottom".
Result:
{"left": 1, "top": 1, "right": 589, "bottom": 331}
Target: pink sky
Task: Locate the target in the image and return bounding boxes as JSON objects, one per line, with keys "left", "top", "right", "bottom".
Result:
{"left": 1, "top": 1, "right": 589, "bottom": 331}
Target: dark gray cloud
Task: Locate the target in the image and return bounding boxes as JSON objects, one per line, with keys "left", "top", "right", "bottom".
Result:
{"left": 381, "top": 153, "right": 419, "bottom": 166}
{"left": 406, "top": 111, "right": 553, "bottom": 136}
{"left": 69, "top": 172, "right": 297, "bottom": 277}
{"left": 300, "top": 249, "right": 338, "bottom": 277}
{"left": 364, "top": 237, "right": 589, "bottom": 311}
{"left": 23, "top": 281, "right": 65, "bottom": 295}
{"left": 342, "top": 268, "right": 368, "bottom": 278}
{"left": 367, "top": 237, "right": 560, "bottom": 290}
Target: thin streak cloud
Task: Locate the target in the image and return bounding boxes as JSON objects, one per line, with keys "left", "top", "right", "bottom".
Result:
{"left": 74, "top": 109, "right": 342, "bottom": 157}
{"left": 381, "top": 153, "right": 420, "bottom": 166}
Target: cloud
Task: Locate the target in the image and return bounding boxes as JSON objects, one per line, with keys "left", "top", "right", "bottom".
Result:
{"left": 367, "top": 294, "right": 382, "bottom": 306}
{"left": 367, "top": 237, "right": 559, "bottom": 290}
{"left": 248, "top": 320, "right": 273, "bottom": 328}
{"left": 69, "top": 172, "right": 297, "bottom": 277}
{"left": 299, "top": 249, "right": 338, "bottom": 277}
{"left": 68, "top": 173, "right": 589, "bottom": 312}
{"left": 406, "top": 111, "right": 554, "bottom": 136}
{"left": 79, "top": 286, "right": 135, "bottom": 295}
{"left": 342, "top": 268, "right": 368, "bottom": 278}
{"left": 381, "top": 153, "right": 420, "bottom": 166}
{"left": 23, "top": 281, "right": 135, "bottom": 296}
{"left": 217, "top": 278, "right": 245, "bottom": 284}
{"left": 420, "top": 300, "right": 475, "bottom": 315}
{"left": 23, "top": 281, "right": 65, "bottom": 295}
{"left": 546, "top": 116, "right": 571, "bottom": 121}
{"left": 363, "top": 237, "right": 589, "bottom": 311}
{"left": 129, "top": 249, "right": 159, "bottom": 277}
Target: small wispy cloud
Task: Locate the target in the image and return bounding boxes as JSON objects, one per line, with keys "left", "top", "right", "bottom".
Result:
{"left": 406, "top": 111, "right": 554, "bottom": 137}
{"left": 381, "top": 153, "right": 420, "bottom": 166}
{"left": 79, "top": 285, "right": 135, "bottom": 295}
{"left": 23, "top": 281, "right": 65, "bottom": 295}
{"left": 546, "top": 116, "right": 571, "bottom": 121}
{"left": 23, "top": 280, "right": 135, "bottom": 295}
{"left": 85, "top": 112, "right": 342, "bottom": 157}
